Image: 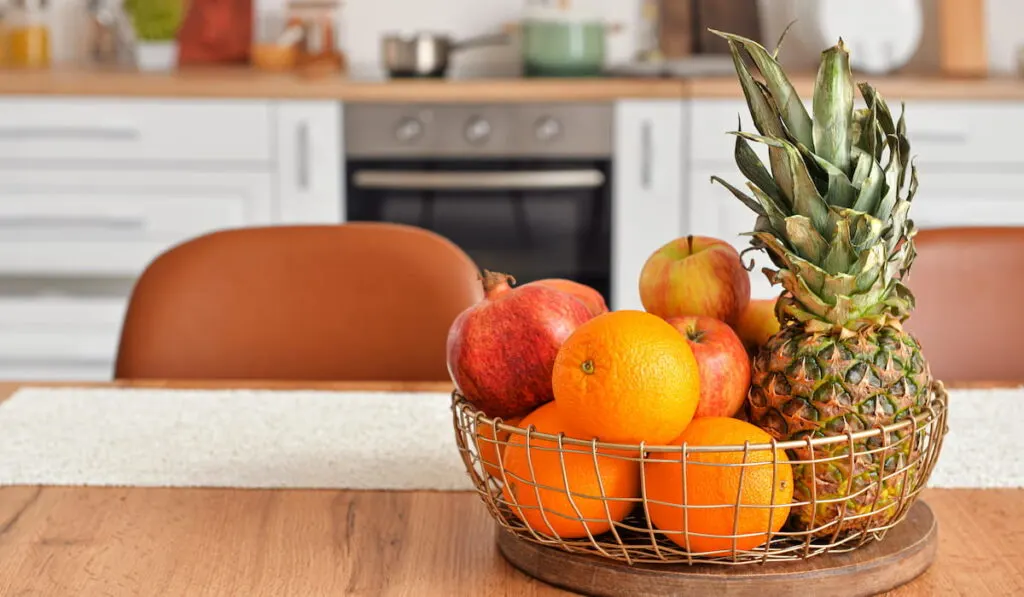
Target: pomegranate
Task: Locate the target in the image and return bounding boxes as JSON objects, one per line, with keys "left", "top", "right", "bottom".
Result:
{"left": 525, "top": 278, "right": 609, "bottom": 318}
{"left": 446, "top": 271, "right": 595, "bottom": 418}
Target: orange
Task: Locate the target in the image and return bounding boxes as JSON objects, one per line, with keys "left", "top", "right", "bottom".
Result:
{"left": 643, "top": 417, "right": 793, "bottom": 555}
{"left": 475, "top": 415, "right": 521, "bottom": 479}
{"left": 500, "top": 401, "right": 640, "bottom": 539}
{"left": 552, "top": 310, "right": 701, "bottom": 444}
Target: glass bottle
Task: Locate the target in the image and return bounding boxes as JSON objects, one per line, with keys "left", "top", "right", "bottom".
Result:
{"left": 0, "top": 6, "right": 7, "bottom": 67}
{"left": 6, "top": 0, "right": 51, "bottom": 69}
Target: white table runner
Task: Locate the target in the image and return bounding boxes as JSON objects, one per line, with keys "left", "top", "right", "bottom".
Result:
{"left": 0, "top": 387, "right": 473, "bottom": 490}
{"left": 0, "top": 386, "right": 1021, "bottom": 489}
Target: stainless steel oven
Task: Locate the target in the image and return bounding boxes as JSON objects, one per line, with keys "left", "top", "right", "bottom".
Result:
{"left": 344, "top": 103, "right": 613, "bottom": 305}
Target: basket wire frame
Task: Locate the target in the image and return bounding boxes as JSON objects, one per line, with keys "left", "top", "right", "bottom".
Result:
{"left": 452, "top": 381, "right": 949, "bottom": 566}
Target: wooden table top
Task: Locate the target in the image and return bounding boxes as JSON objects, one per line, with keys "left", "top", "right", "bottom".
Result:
{"left": 0, "top": 381, "right": 1020, "bottom": 596}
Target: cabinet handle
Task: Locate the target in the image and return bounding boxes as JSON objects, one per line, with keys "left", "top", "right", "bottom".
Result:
{"left": 0, "top": 216, "right": 145, "bottom": 231}
{"left": 640, "top": 120, "right": 653, "bottom": 190}
{"left": 0, "top": 127, "right": 139, "bottom": 141}
{"left": 296, "top": 122, "right": 310, "bottom": 191}
{"left": 912, "top": 131, "right": 968, "bottom": 144}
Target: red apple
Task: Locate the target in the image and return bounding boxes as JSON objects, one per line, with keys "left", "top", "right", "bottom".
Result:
{"left": 639, "top": 236, "right": 751, "bottom": 324}
{"left": 733, "top": 298, "right": 781, "bottom": 355}
{"left": 525, "top": 278, "right": 609, "bottom": 318}
{"left": 666, "top": 315, "right": 751, "bottom": 419}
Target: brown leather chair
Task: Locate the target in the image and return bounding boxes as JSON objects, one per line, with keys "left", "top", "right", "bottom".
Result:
{"left": 114, "top": 223, "right": 483, "bottom": 382}
{"left": 904, "top": 227, "right": 1024, "bottom": 383}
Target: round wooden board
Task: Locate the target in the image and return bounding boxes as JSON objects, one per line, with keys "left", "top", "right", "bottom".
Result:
{"left": 498, "top": 500, "right": 937, "bottom": 597}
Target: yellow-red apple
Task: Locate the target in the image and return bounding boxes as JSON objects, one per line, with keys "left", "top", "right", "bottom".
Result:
{"left": 666, "top": 315, "right": 751, "bottom": 418}
{"left": 733, "top": 298, "right": 781, "bottom": 355}
{"left": 639, "top": 236, "right": 750, "bottom": 324}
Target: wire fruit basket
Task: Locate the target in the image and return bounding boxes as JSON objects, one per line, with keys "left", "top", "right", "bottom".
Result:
{"left": 452, "top": 382, "right": 949, "bottom": 566}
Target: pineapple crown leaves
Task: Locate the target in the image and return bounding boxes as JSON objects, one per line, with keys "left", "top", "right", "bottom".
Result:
{"left": 708, "top": 29, "right": 920, "bottom": 334}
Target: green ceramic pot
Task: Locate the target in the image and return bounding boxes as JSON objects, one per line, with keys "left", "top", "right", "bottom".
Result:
{"left": 521, "top": 19, "right": 606, "bottom": 77}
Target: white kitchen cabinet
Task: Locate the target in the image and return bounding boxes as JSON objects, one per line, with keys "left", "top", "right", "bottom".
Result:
{"left": 274, "top": 101, "right": 345, "bottom": 223}
{"left": 613, "top": 100, "right": 685, "bottom": 311}
{"left": 0, "top": 97, "right": 273, "bottom": 164}
{"left": 0, "top": 296, "right": 128, "bottom": 381}
{"left": 0, "top": 96, "right": 296, "bottom": 381}
{"left": 909, "top": 169, "right": 1024, "bottom": 229}
{"left": 0, "top": 170, "right": 275, "bottom": 276}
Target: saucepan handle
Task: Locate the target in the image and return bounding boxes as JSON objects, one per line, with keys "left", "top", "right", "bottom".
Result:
{"left": 451, "top": 33, "right": 511, "bottom": 51}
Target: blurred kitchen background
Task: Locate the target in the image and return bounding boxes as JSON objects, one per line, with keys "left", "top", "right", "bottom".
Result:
{"left": 2, "top": 0, "right": 1022, "bottom": 76}
{"left": 0, "top": 0, "right": 1016, "bottom": 381}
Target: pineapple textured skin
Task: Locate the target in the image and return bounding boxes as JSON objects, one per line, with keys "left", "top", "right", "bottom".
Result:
{"left": 750, "top": 323, "right": 932, "bottom": 536}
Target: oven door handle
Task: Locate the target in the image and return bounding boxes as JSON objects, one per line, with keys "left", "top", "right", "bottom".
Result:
{"left": 351, "top": 170, "right": 606, "bottom": 190}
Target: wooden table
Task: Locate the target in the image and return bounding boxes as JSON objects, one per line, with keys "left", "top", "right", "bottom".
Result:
{"left": 0, "top": 381, "right": 1021, "bottom": 596}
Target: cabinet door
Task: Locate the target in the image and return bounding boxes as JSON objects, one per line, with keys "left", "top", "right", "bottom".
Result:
{"left": 613, "top": 100, "right": 685, "bottom": 311}
{"left": 274, "top": 101, "right": 344, "bottom": 224}
{"left": 0, "top": 170, "right": 274, "bottom": 276}
{"left": 0, "top": 97, "right": 272, "bottom": 164}
{"left": 688, "top": 166, "right": 779, "bottom": 300}
{"left": 908, "top": 169, "right": 1024, "bottom": 230}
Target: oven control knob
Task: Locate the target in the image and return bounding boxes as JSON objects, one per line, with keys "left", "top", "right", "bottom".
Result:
{"left": 535, "top": 117, "right": 562, "bottom": 142}
{"left": 395, "top": 117, "right": 424, "bottom": 143}
{"left": 465, "top": 117, "right": 492, "bottom": 145}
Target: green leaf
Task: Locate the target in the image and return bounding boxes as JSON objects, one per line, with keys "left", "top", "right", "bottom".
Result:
{"left": 749, "top": 184, "right": 790, "bottom": 237}
{"left": 823, "top": 171, "right": 858, "bottom": 209}
{"left": 732, "top": 122, "right": 782, "bottom": 201}
{"left": 711, "top": 175, "right": 766, "bottom": 217}
{"left": 813, "top": 39, "right": 854, "bottom": 175}
{"left": 896, "top": 103, "right": 911, "bottom": 190}
{"left": 859, "top": 83, "right": 895, "bottom": 135}
{"left": 823, "top": 220, "right": 856, "bottom": 274}
{"left": 851, "top": 149, "right": 884, "bottom": 215}
{"left": 856, "top": 93, "right": 880, "bottom": 159}
{"left": 852, "top": 245, "right": 886, "bottom": 292}
{"left": 710, "top": 29, "right": 815, "bottom": 150}
{"left": 875, "top": 164, "right": 900, "bottom": 221}
{"left": 771, "top": 20, "right": 798, "bottom": 60}
{"left": 752, "top": 232, "right": 793, "bottom": 271}
{"left": 732, "top": 131, "right": 829, "bottom": 234}
{"left": 845, "top": 209, "right": 884, "bottom": 249}
{"left": 785, "top": 270, "right": 838, "bottom": 318}
{"left": 785, "top": 215, "right": 828, "bottom": 263}
{"left": 722, "top": 40, "right": 795, "bottom": 209}
{"left": 791, "top": 140, "right": 857, "bottom": 208}
{"left": 886, "top": 200, "right": 911, "bottom": 255}
{"left": 907, "top": 159, "right": 919, "bottom": 201}
{"left": 784, "top": 144, "right": 832, "bottom": 235}
{"left": 821, "top": 272, "right": 858, "bottom": 299}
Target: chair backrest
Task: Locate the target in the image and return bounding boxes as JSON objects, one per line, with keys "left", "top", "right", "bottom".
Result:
{"left": 904, "top": 226, "right": 1024, "bottom": 383}
{"left": 114, "top": 223, "right": 483, "bottom": 382}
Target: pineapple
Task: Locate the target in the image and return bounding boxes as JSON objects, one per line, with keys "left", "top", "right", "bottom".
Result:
{"left": 709, "top": 30, "right": 934, "bottom": 539}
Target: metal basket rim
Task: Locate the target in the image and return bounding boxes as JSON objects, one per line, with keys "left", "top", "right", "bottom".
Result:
{"left": 452, "top": 380, "right": 948, "bottom": 454}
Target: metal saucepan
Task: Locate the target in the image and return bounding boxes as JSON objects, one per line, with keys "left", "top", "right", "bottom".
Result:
{"left": 381, "top": 32, "right": 509, "bottom": 78}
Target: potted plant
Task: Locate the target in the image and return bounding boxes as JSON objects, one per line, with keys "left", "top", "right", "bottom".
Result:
{"left": 125, "top": 0, "right": 183, "bottom": 71}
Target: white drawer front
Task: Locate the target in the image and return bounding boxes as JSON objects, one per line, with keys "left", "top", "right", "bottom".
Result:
{"left": 0, "top": 296, "right": 125, "bottom": 363}
{"left": 690, "top": 99, "right": 1024, "bottom": 168}
{"left": 909, "top": 170, "right": 1024, "bottom": 229}
{"left": 0, "top": 98, "right": 272, "bottom": 164}
{"left": 0, "top": 170, "right": 275, "bottom": 276}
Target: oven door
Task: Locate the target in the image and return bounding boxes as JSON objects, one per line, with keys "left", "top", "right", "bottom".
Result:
{"left": 346, "top": 158, "right": 613, "bottom": 304}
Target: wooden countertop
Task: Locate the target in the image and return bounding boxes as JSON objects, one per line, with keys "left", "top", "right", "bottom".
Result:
{"left": 0, "top": 380, "right": 1020, "bottom": 596}
{"left": 3, "top": 67, "right": 1024, "bottom": 102}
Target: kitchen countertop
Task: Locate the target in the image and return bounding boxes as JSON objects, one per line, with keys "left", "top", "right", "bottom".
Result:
{"left": 4, "top": 67, "right": 1024, "bottom": 102}
{"left": 0, "top": 380, "right": 1021, "bottom": 596}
